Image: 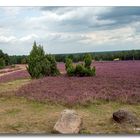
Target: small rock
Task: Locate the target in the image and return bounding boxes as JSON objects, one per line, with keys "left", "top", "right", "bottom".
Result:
{"left": 54, "top": 109, "right": 82, "bottom": 134}
{"left": 113, "top": 109, "right": 138, "bottom": 125}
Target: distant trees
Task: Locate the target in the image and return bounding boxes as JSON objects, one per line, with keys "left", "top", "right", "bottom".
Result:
{"left": 1, "top": 42, "right": 140, "bottom": 71}
{"left": 0, "top": 49, "right": 10, "bottom": 69}
{"left": 55, "top": 50, "right": 140, "bottom": 62}
{"left": 27, "top": 41, "right": 60, "bottom": 79}
{"left": 9, "top": 55, "right": 27, "bottom": 65}
{"left": 5, "top": 50, "right": 140, "bottom": 65}
{"left": 65, "top": 54, "right": 96, "bottom": 77}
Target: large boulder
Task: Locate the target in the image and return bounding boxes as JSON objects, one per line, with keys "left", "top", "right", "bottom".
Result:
{"left": 54, "top": 109, "right": 82, "bottom": 134}
{"left": 113, "top": 109, "right": 139, "bottom": 125}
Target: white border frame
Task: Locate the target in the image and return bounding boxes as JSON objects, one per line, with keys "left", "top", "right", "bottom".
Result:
{"left": 0, "top": 0, "right": 140, "bottom": 139}
{"left": 0, "top": 0, "right": 140, "bottom": 6}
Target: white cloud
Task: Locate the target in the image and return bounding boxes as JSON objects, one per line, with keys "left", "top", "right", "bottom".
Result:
{"left": 0, "top": 27, "right": 11, "bottom": 36}
{"left": 19, "top": 34, "right": 39, "bottom": 42}
{"left": 41, "top": 7, "right": 112, "bottom": 21}
{"left": 0, "top": 7, "right": 140, "bottom": 55}
{"left": 1, "top": 7, "right": 22, "bottom": 16}
{"left": 80, "top": 26, "right": 136, "bottom": 44}
{"left": 0, "top": 35, "right": 17, "bottom": 43}
{"left": 0, "top": 34, "right": 39, "bottom": 44}
{"left": 41, "top": 25, "right": 139, "bottom": 46}
{"left": 24, "top": 7, "right": 113, "bottom": 32}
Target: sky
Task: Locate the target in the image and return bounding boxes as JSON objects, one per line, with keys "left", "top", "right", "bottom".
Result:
{"left": 0, "top": 7, "right": 140, "bottom": 55}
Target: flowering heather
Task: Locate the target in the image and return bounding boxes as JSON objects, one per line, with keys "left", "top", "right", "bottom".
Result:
{"left": 0, "top": 68, "right": 21, "bottom": 75}
{"left": 57, "top": 63, "right": 66, "bottom": 74}
{"left": 0, "top": 70, "right": 30, "bottom": 83}
{"left": 17, "top": 61, "right": 140, "bottom": 105}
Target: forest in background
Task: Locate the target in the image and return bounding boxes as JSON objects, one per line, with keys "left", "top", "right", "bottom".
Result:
{"left": 1, "top": 49, "right": 140, "bottom": 68}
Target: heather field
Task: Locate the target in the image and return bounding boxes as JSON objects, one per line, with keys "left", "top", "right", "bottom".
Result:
{"left": 0, "top": 70, "right": 30, "bottom": 83}
{"left": 16, "top": 61, "right": 140, "bottom": 105}
{"left": 0, "top": 60, "right": 140, "bottom": 134}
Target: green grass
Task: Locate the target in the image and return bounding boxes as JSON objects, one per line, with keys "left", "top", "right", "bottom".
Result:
{"left": 0, "top": 79, "right": 139, "bottom": 134}
{"left": 0, "top": 97, "right": 65, "bottom": 134}
{"left": 5, "top": 108, "right": 21, "bottom": 116}
{"left": 0, "top": 96, "right": 139, "bottom": 134}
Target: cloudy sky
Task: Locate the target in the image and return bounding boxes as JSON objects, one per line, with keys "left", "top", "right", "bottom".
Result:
{"left": 0, "top": 7, "right": 140, "bottom": 55}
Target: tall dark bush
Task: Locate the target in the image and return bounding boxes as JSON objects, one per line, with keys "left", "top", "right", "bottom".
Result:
{"left": 0, "top": 49, "right": 10, "bottom": 66}
{"left": 84, "top": 66, "right": 96, "bottom": 76}
{"left": 46, "top": 54, "right": 60, "bottom": 76}
{"left": 65, "top": 58, "right": 75, "bottom": 76}
{"left": 75, "top": 64, "right": 85, "bottom": 76}
{"left": 84, "top": 54, "right": 92, "bottom": 69}
{"left": 0, "top": 58, "right": 5, "bottom": 69}
{"left": 27, "top": 41, "right": 60, "bottom": 78}
{"left": 65, "top": 58, "right": 73, "bottom": 70}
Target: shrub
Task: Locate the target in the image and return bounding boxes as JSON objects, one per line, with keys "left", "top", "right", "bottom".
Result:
{"left": 27, "top": 41, "right": 60, "bottom": 78}
{"left": 75, "top": 64, "right": 96, "bottom": 76}
{"left": 46, "top": 54, "right": 60, "bottom": 76}
{"left": 84, "top": 54, "right": 92, "bottom": 69}
{"left": 65, "top": 58, "right": 73, "bottom": 70}
{"left": 65, "top": 58, "right": 75, "bottom": 76}
{"left": 67, "top": 66, "right": 75, "bottom": 76}
{"left": 83, "top": 66, "right": 96, "bottom": 76}
{"left": 65, "top": 54, "right": 96, "bottom": 77}
{"left": 75, "top": 64, "right": 85, "bottom": 76}
{"left": 0, "top": 58, "right": 5, "bottom": 69}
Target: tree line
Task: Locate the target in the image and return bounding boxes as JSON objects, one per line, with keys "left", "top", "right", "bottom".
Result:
{"left": 0, "top": 49, "right": 140, "bottom": 69}
{"left": 0, "top": 49, "right": 27, "bottom": 69}
{"left": 55, "top": 50, "right": 140, "bottom": 62}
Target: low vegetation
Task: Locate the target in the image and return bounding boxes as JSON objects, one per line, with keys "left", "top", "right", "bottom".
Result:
{"left": 17, "top": 61, "right": 140, "bottom": 105}
{"left": 0, "top": 42, "right": 140, "bottom": 134}
{"left": 0, "top": 96, "right": 139, "bottom": 134}
{"left": 0, "top": 60, "right": 139, "bottom": 134}
{"left": 0, "top": 70, "right": 30, "bottom": 83}
{"left": 0, "top": 79, "right": 30, "bottom": 97}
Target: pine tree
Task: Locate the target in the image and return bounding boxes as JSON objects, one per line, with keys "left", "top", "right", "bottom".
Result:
{"left": 27, "top": 41, "right": 60, "bottom": 78}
